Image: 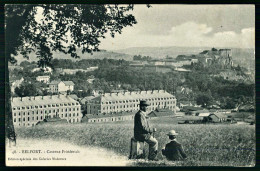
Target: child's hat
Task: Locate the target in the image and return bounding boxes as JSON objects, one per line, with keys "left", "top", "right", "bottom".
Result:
{"left": 167, "top": 130, "right": 178, "bottom": 136}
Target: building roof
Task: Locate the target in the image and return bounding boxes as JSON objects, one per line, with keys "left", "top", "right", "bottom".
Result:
{"left": 37, "top": 75, "right": 50, "bottom": 78}
{"left": 86, "top": 110, "right": 137, "bottom": 119}
{"left": 68, "top": 94, "right": 79, "bottom": 100}
{"left": 198, "top": 113, "right": 210, "bottom": 117}
{"left": 63, "top": 81, "right": 75, "bottom": 86}
{"left": 209, "top": 113, "right": 227, "bottom": 118}
{"left": 11, "top": 95, "right": 79, "bottom": 107}
{"left": 80, "top": 96, "right": 96, "bottom": 104}
{"left": 49, "top": 80, "right": 61, "bottom": 85}
{"left": 148, "top": 108, "right": 174, "bottom": 117}
{"left": 91, "top": 90, "right": 175, "bottom": 103}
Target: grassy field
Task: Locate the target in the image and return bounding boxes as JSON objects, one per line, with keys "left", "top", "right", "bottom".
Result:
{"left": 15, "top": 117, "right": 255, "bottom": 166}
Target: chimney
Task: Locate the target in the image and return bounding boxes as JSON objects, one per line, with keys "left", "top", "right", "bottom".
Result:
{"left": 29, "top": 97, "right": 31, "bottom": 101}
{"left": 117, "top": 92, "right": 119, "bottom": 96}
{"left": 58, "top": 93, "right": 60, "bottom": 98}
{"left": 20, "top": 97, "right": 22, "bottom": 101}
{"left": 34, "top": 96, "right": 35, "bottom": 100}
{"left": 42, "top": 96, "right": 44, "bottom": 100}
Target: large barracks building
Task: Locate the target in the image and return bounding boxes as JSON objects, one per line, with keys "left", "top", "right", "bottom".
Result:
{"left": 11, "top": 95, "right": 82, "bottom": 127}
{"left": 86, "top": 90, "right": 176, "bottom": 115}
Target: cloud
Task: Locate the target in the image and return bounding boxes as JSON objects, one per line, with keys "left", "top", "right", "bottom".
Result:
{"left": 99, "top": 22, "right": 255, "bottom": 50}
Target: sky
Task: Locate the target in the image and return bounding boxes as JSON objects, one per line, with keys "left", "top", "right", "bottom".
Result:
{"left": 99, "top": 5, "right": 255, "bottom": 50}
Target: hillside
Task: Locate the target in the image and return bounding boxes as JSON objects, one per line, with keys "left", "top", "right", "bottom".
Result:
{"left": 115, "top": 46, "right": 255, "bottom": 72}
{"left": 13, "top": 50, "right": 132, "bottom": 64}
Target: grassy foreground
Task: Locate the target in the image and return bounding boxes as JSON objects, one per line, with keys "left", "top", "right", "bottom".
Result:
{"left": 15, "top": 117, "right": 255, "bottom": 166}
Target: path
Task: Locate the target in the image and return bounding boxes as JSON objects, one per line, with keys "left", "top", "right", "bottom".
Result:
{"left": 6, "top": 138, "right": 132, "bottom": 166}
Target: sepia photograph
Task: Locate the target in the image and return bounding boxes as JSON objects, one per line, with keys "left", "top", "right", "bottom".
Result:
{"left": 5, "top": 4, "right": 255, "bottom": 166}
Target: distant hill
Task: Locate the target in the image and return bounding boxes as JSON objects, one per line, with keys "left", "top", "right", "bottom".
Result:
{"left": 12, "top": 46, "right": 255, "bottom": 73}
{"left": 115, "top": 46, "right": 255, "bottom": 72}
{"left": 13, "top": 49, "right": 133, "bottom": 64}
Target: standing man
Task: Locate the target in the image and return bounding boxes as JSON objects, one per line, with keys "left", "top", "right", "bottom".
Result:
{"left": 134, "top": 100, "right": 158, "bottom": 161}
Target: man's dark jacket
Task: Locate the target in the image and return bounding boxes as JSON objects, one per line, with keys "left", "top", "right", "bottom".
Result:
{"left": 162, "top": 140, "right": 187, "bottom": 161}
{"left": 134, "top": 110, "right": 152, "bottom": 141}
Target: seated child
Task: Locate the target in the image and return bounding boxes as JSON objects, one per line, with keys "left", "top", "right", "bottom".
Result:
{"left": 162, "top": 130, "right": 187, "bottom": 161}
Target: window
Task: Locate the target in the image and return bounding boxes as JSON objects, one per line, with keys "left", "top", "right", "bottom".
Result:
{"left": 40, "top": 105, "right": 42, "bottom": 108}
{"left": 18, "top": 118, "right": 21, "bottom": 122}
{"left": 35, "top": 106, "right": 38, "bottom": 108}
{"left": 17, "top": 107, "right": 20, "bottom": 110}
{"left": 32, "top": 117, "right": 34, "bottom": 121}
{"left": 48, "top": 105, "right": 51, "bottom": 107}
{"left": 23, "top": 112, "right": 25, "bottom": 116}
{"left": 41, "top": 116, "right": 43, "bottom": 120}
{"left": 44, "top": 105, "right": 47, "bottom": 108}
{"left": 19, "top": 112, "right": 20, "bottom": 116}
{"left": 14, "top": 113, "right": 16, "bottom": 116}
{"left": 23, "top": 118, "right": 25, "bottom": 121}
{"left": 27, "top": 106, "right": 30, "bottom": 109}
{"left": 13, "top": 107, "right": 16, "bottom": 110}
{"left": 60, "top": 104, "right": 63, "bottom": 106}
{"left": 37, "top": 116, "right": 38, "bottom": 120}
{"left": 52, "top": 104, "right": 55, "bottom": 107}
{"left": 14, "top": 118, "right": 16, "bottom": 122}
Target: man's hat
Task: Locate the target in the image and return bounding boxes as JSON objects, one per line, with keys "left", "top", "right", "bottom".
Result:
{"left": 139, "top": 100, "right": 150, "bottom": 106}
{"left": 167, "top": 130, "right": 178, "bottom": 136}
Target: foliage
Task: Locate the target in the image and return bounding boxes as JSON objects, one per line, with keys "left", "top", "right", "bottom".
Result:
{"left": 196, "top": 93, "right": 213, "bottom": 108}
{"left": 133, "top": 55, "right": 152, "bottom": 61}
{"left": 6, "top": 4, "right": 137, "bottom": 64}
{"left": 16, "top": 117, "right": 255, "bottom": 166}
{"left": 14, "top": 82, "right": 37, "bottom": 97}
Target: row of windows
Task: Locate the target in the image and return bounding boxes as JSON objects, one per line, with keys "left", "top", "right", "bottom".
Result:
{"left": 100, "top": 101, "right": 175, "bottom": 110}
{"left": 100, "top": 97, "right": 175, "bottom": 105}
{"left": 14, "top": 112, "right": 81, "bottom": 122}
{"left": 89, "top": 116, "right": 134, "bottom": 122}
{"left": 14, "top": 116, "right": 43, "bottom": 122}
{"left": 13, "top": 103, "right": 80, "bottom": 110}
{"left": 13, "top": 108, "right": 80, "bottom": 116}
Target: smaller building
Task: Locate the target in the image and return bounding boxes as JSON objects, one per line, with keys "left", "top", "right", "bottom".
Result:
{"left": 148, "top": 108, "right": 174, "bottom": 118}
{"left": 49, "top": 80, "right": 75, "bottom": 94}
{"left": 36, "top": 75, "right": 50, "bottom": 83}
{"left": 84, "top": 111, "right": 136, "bottom": 123}
{"left": 205, "top": 113, "right": 228, "bottom": 123}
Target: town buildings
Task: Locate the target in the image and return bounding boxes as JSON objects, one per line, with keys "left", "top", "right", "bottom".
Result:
{"left": 49, "top": 80, "right": 75, "bottom": 94}
{"left": 11, "top": 94, "right": 82, "bottom": 127}
{"left": 86, "top": 90, "right": 176, "bottom": 115}
{"left": 36, "top": 75, "right": 50, "bottom": 83}
{"left": 83, "top": 111, "right": 136, "bottom": 123}
{"left": 61, "top": 66, "right": 98, "bottom": 75}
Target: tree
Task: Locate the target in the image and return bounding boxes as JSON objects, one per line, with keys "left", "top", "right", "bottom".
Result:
{"left": 14, "top": 83, "right": 37, "bottom": 97}
{"left": 5, "top": 4, "right": 139, "bottom": 144}
{"left": 196, "top": 94, "right": 213, "bottom": 108}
